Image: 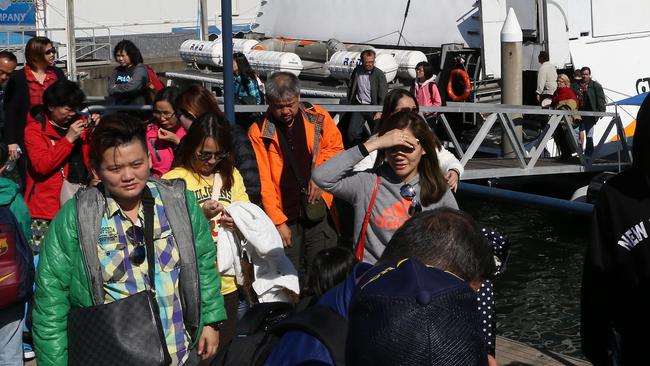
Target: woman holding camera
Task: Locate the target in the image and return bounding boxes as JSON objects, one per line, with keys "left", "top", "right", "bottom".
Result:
{"left": 24, "top": 80, "right": 96, "bottom": 249}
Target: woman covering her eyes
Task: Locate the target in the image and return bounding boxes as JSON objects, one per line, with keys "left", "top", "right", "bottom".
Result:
{"left": 162, "top": 112, "right": 249, "bottom": 349}
{"left": 312, "top": 111, "right": 458, "bottom": 264}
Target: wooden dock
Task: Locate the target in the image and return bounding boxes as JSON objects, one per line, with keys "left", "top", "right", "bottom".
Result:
{"left": 496, "top": 336, "right": 591, "bottom": 365}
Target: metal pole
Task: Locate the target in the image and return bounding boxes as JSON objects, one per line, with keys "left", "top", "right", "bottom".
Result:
{"left": 500, "top": 8, "right": 523, "bottom": 157}
{"left": 199, "top": 0, "right": 209, "bottom": 41}
{"left": 65, "top": 0, "right": 77, "bottom": 81}
{"left": 221, "top": 0, "right": 235, "bottom": 124}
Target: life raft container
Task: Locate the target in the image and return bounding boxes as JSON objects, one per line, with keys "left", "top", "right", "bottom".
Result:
{"left": 447, "top": 69, "right": 472, "bottom": 102}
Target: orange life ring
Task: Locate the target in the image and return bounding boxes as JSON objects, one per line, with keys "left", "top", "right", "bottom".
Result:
{"left": 447, "top": 69, "right": 472, "bottom": 102}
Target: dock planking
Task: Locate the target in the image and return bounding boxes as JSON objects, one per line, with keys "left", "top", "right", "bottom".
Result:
{"left": 463, "top": 157, "right": 626, "bottom": 180}
{"left": 496, "top": 336, "right": 592, "bottom": 366}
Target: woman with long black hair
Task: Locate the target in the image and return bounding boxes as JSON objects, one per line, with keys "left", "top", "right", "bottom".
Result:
{"left": 312, "top": 111, "right": 458, "bottom": 264}
{"left": 232, "top": 52, "right": 263, "bottom": 105}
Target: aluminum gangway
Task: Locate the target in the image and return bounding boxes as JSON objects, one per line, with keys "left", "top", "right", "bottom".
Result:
{"left": 83, "top": 98, "right": 632, "bottom": 181}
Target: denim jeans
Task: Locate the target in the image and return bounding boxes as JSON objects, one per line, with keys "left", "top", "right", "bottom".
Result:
{"left": 0, "top": 303, "right": 24, "bottom": 366}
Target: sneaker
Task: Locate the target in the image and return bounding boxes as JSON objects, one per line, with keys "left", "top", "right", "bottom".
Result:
{"left": 23, "top": 343, "right": 35, "bottom": 360}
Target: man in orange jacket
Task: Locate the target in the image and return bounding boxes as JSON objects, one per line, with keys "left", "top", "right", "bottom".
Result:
{"left": 248, "top": 72, "right": 343, "bottom": 276}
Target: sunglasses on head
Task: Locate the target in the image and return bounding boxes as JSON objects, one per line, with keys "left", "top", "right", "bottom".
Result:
{"left": 177, "top": 110, "right": 197, "bottom": 123}
{"left": 45, "top": 48, "right": 56, "bottom": 55}
{"left": 400, "top": 183, "right": 422, "bottom": 216}
{"left": 126, "top": 225, "right": 146, "bottom": 266}
{"left": 196, "top": 151, "right": 228, "bottom": 162}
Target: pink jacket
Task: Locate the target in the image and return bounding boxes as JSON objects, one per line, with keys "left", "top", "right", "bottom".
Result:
{"left": 411, "top": 78, "right": 442, "bottom": 116}
{"left": 145, "top": 121, "right": 186, "bottom": 178}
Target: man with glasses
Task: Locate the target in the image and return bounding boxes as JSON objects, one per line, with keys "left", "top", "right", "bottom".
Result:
{"left": 345, "top": 49, "right": 388, "bottom": 147}
{"left": 248, "top": 71, "right": 343, "bottom": 278}
{"left": 572, "top": 66, "right": 606, "bottom": 157}
{"left": 32, "top": 114, "right": 226, "bottom": 365}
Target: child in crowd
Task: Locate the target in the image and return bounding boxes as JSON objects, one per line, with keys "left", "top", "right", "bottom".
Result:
{"left": 146, "top": 87, "right": 186, "bottom": 177}
{"left": 307, "top": 247, "right": 356, "bottom": 297}
{"left": 0, "top": 143, "right": 33, "bottom": 365}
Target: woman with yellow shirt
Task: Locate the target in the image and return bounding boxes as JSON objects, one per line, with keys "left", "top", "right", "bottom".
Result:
{"left": 163, "top": 112, "right": 249, "bottom": 350}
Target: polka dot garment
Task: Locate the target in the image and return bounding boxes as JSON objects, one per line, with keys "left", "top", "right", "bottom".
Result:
{"left": 476, "top": 227, "right": 511, "bottom": 356}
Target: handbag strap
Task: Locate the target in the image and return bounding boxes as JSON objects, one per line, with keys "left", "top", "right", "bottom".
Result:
{"left": 355, "top": 175, "right": 380, "bottom": 262}
{"left": 142, "top": 186, "right": 156, "bottom": 291}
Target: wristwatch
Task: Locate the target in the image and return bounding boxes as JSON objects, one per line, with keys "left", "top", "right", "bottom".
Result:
{"left": 207, "top": 321, "right": 224, "bottom": 331}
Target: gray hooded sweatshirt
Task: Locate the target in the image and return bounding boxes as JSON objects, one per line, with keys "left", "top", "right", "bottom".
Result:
{"left": 312, "top": 146, "right": 458, "bottom": 264}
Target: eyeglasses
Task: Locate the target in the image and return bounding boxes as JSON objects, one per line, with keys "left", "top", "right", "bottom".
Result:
{"left": 45, "top": 48, "right": 56, "bottom": 55}
{"left": 126, "top": 225, "right": 146, "bottom": 266}
{"left": 153, "top": 110, "right": 175, "bottom": 120}
{"left": 196, "top": 151, "right": 228, "bottom": 162}
{"left": 400, "top": 183, "right": 422, "bottom": 216}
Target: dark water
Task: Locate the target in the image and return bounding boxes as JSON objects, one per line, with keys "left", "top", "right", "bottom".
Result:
{"left": 458, "top": 195, "right": 590, "bottom": 359}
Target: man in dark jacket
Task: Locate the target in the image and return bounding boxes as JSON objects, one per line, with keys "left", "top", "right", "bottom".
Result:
{"left": 264, "top": 208, "right": 496, "bottom": 365}
{"left": 581, "top": 95, "right": 650, "bottom": 365}
{"left": 0, "top": 51, "right": 18, "bottom": 140}
{"left": 572, "top": 66, "right": 606, "bottom": 156}
{"left": 345, "top": 49, "right": 388, "bottom": 147}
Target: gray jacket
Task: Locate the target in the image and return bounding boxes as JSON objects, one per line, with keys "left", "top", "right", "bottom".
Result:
{"left": 312, "top": 146, "right": 458, "bottom": 264}
{"left": 347, "top": 65, "right": 388, "bottom": 106}
{"left": 76, "top": 178, "right": 208, "bottom": 339}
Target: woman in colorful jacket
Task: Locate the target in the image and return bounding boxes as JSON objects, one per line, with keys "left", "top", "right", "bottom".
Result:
{"left": 32, "top": 113, "right": 226, "bottom": 366}
{"left": 233, "top": 52, "right": 263, "bottom": 105}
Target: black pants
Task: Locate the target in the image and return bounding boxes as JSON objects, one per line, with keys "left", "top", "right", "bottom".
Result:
{"left": 346, "top": 111, "right": 375, "bottom": 147}
{"left": 285, "top": 215, "right": 338, "bottom": 281}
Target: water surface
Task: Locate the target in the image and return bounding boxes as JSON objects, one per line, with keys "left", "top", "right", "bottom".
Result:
{"left": 459, "top": 195, "right": 589, "bottom": 359}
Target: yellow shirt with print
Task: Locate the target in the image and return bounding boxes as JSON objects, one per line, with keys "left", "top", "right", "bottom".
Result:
{"left": 162, "top": 167, "right": 249, "bottom": 295}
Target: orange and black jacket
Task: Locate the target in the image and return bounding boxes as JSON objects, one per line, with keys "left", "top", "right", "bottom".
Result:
{"left": 248, "top": 103, "right": 343, "bottom": 226}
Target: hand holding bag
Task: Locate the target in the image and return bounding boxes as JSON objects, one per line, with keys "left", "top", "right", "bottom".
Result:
{"left": 67, "top": 187, "right": 172, "bottom": 366}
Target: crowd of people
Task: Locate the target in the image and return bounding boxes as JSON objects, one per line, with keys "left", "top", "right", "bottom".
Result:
{"left": 0, "top": 37, "right": 640, "bottom": 366}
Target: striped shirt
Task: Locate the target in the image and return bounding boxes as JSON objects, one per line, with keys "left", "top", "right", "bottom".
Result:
{"left": 97, "top": 182, "right": 190, "bottom": 365}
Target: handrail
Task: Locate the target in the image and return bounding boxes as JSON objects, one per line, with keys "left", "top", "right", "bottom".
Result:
{"left": 78, "top": 102, "right": 631, "bottom": 178}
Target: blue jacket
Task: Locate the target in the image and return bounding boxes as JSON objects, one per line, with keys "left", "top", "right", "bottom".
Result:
{"left": 264, "top": 263, "right": 372, "bottom": 366}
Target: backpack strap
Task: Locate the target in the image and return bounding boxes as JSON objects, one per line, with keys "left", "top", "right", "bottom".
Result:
{"left": 270, "top": 304, "right": 348, "bottom": 366}
{"left": 299, "top": 102, "right": 325, "bottom": 164}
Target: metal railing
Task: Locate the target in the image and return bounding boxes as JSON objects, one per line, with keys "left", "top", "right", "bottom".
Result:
{"left": 0, "top": 25, "right": 112, "bottom": 64}
{"left": 80, "top": 101, "right": 631, "bottom": 178}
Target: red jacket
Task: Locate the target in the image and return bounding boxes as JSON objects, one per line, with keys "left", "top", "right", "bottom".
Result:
{"left": 24, "top": 114, "right": 91, "bottom": 220}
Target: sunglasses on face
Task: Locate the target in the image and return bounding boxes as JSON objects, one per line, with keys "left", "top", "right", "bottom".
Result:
{"left": 400, "top": 183, "right": 422, "bottom": 216}
{"left": 126, "top": 225, "right": 146, "bottom": 266}
{"left": 45, "top": 48, "right": 56, "bottom": 55}
{"left": 196, "top": 151, "right": 228, "bottom": 162}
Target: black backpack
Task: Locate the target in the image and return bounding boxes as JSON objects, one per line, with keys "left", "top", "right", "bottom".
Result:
{"left": 0, "top": 204, "right": 34, "bottom": 309}
{"left": 212, "top": 300, "right": 348, "bottom": 366}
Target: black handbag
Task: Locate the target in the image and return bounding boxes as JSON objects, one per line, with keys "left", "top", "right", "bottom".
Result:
{"left": 67, "top": 187, "right": 172, "bottom": 366}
